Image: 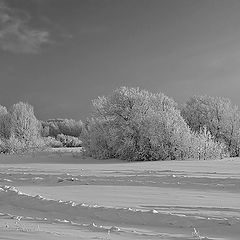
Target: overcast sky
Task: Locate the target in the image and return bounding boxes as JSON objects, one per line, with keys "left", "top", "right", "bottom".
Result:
{"left": 1, "top": 0, "right": 240, "bottom": 120}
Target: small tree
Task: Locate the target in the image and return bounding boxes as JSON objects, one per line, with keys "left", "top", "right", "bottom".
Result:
{"left": 0, "top": 105, "right": 11, "bottom": 139}
{"left": 188, "top": 127, "right": 228, "bottom": 160}
{"left": 9, "top": 102, "right": 41, "bottom": 146}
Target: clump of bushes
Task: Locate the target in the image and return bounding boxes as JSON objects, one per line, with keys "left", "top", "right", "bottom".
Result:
{"left": 43, "top": 136, "right": 63, "bottom": 148}
{"left": 41, "top": 119, "right": 82, "bottom": 137}
{"left": 81, "top": 87, "right": 226, "bottom": 161}
{"left": 187, "top": 127, "right": 228, "bottom": 160}
{"left": 0, "top": 137, "right": 46, "bottom": 154}
{"left": 56, "top": 134, "right": 82, "bottom": 147}
{"left": 43, "top": 135, "right": 82, "bottom": 148}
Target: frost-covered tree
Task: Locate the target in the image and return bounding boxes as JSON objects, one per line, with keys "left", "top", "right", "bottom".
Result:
{"left": 9, "top": 102, "right": 41, "bottom": 144}
{"left": 181, "top": 96, "right": 240, "bottom": 156}
{"left": 0, "top": 105, "right": 10, "bottom": 139}
{"left": 41, "top": 119, "right": 83, "bottom": 137}
{"left": 0, "top": 102, "right": 45, "bottom": 153}
{"left": 188, "top": 127, "right": 228, "bottom": 160}
{"left": 81, "top": 87, "right": 226, "bottom": 161}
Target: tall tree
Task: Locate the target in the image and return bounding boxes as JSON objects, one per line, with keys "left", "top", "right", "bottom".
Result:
{"left": 181, "top": 96, "right": 240, "bottom": 156}
{"left": 81, "top": 87, "right": 225, "bottom": 161}
{"left": 10, "top": 102, "right": 40, "bottom": 143}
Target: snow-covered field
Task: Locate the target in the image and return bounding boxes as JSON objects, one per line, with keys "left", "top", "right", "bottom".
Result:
{"left": 0, "top": 149, "right": 240, "bottom": 240}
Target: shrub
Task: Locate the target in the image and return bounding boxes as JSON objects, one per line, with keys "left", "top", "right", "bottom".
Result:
{"left": 187, "top": 127, "right": 228, "bottom": 160}
{"left": 43, "top": 136, "right": 63, "bottom": 148}
{"left": 56, "top": 134, "right": 82, "bottom": 147}
{"left": 0, "top": 138, "right": 7, "bottom": 153}
{"left": 0, "top": 136, "right": 46, "bottom": 154}
{"left": 41, "top": 119, "right": 83, "bottom": 137}
{"left": 1, "top": 136, "right": 28, "bottom": 154}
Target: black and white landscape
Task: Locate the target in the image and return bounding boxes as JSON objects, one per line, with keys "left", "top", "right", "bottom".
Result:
{"left": 1, "top": 1, "right": 240, "bottom": 239}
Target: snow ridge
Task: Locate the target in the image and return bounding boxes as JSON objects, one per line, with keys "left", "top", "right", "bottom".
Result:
{"left": 0, "top": 185, "right": 238, "bottom": 230}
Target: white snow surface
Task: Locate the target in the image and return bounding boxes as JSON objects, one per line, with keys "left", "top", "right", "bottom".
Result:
{"left": 0, "top": 150, "right": 240, "bottom": 239}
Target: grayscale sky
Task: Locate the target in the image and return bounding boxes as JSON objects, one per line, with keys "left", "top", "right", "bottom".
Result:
{"left": 1, "top": 0, "right": 240, "bottom": 120}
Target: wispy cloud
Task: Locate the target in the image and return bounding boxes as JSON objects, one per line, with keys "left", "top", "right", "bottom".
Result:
{"left": 0, "top": 0, "right": 51, "bottom": 54}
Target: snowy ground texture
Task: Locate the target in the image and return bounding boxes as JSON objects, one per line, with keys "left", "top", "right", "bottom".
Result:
{"left": 0, "top": 148, "right": 240, "bottom": 240}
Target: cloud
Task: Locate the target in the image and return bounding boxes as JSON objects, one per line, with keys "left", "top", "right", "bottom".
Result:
{"left": 0, "top": 0, "right": 51, "bottom": 53}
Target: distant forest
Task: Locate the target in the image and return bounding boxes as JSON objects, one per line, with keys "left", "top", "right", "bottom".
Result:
{"left": 1, "top": 87, "right": 240, "bottom": 161}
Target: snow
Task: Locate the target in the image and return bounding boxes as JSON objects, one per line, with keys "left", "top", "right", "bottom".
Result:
{"left": 0, "top": 150, "right": 240, "bottom": 239}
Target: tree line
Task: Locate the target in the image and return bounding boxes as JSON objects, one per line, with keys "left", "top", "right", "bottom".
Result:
{"left": 1, "top": 86, "right": 240, "bottom": 160}
{"left": 0, "top": 102, "right": 82, "bottom": 153}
